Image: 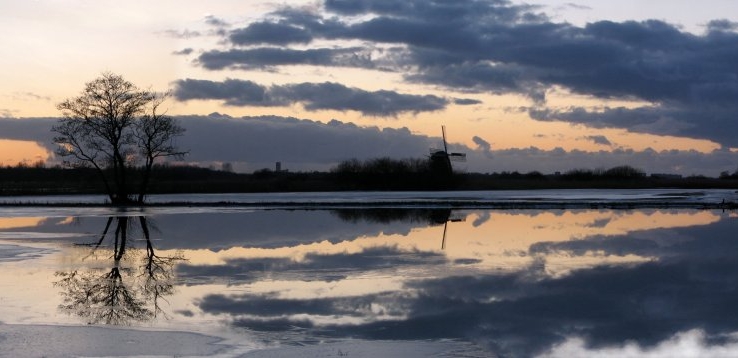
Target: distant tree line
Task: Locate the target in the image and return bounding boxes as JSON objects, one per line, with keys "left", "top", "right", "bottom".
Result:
{"left": 560, "top": 165, "right": 646, "bottom": 180}
{"left": 2, "top": 158, "right": 738, "bottom": 196}
{"left": 720, "top": 168, "right": 738, "bottom": 179}
{"left": 331, "top": 157, "right": 457, "bottom": 189}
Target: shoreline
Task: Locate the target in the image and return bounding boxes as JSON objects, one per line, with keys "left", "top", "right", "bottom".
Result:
{"left": 0, "top": 200, "right": 735, "bottom": 210}
{"left": 0, "top": 188, "right": 736, "bottom": 210}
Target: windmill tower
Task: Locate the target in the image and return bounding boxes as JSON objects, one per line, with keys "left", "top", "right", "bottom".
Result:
{"left": 429, "top": 125, "right": 466, "bottom": 176}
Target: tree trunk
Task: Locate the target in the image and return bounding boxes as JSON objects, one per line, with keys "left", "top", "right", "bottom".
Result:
{"left": 137, "top": 157, "right": 154, "bottom": 204}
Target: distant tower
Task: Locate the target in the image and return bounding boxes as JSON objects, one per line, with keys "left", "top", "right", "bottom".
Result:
{"left": 276, "top": 161, "right": 281, "bottom": 172}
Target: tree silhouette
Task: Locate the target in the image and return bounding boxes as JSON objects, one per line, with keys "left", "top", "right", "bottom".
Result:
{"left": 53, "top": 73, "right": 186, "bottom": 204}
{"left": 55, "top": 216, "right": 185, "bottom": 325}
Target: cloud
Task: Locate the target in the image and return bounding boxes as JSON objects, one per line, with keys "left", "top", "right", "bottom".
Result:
{"left": 229, "top": 21, "right": 313, "bottom": 45}
{"left": 584, "top": 135, "right": 612, "bottom": 146}
{"left": 3, "top": 115, "right": 738, "bottom": 176}
{"left": 197, "top": 47, "right": 374, "bottom": 70}
{"left": 472, "top": 135, "right": 493, "bottom": 159}
{"left": 204, "top": 15, "right": 230, "bottom": 28}
{"left": 173, "top": 79, "right": 448, "bottom": 116}
{"left": 454, "top": 98, "right": 482, "bottom": 105}
{"left": 186, "top": 246, "right": 446, "bottom": 286}
{"left": 465, "top": 145, "right": 738, "bottom": 176}
{"left": 174, "top": 114, "right": 738, "bottom": 176}
{"left": 159, "top": 29, "right": 201, "bottom": 39}
{"left": 561, "top": 3, "right": 592, "bottom": 11}
{"left": 706, "top": 19, "right": 738, "bottom": 32}
{"left": 530, "top": 105, "right": 738, "bottom": 146}
{"left": 0, "top": 117, "right": 57, "bottom": 144}
{"left": 187, "top": 0, "right": 738, "bottom": 147}
{"left": 173, "top": 79, "right": 274, "bottom": 106}
{"left": 174, "top": 114, "right": 436, "bottom": 171}
{"left": 12, "top": 92, "right": 51, "bottom": 102}
{"left": 172, "top": 48, "right": 194, "bottom": 56}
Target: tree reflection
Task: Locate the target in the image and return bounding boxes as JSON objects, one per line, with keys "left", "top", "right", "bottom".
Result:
{"left": 331, "top": 208, "right": 461, "bottom": 225}
{"left": 55, "top": 216, "right": 185, "bottom": 325}
{"left": 331, "top": 208, "right": 465, "bottom": 249}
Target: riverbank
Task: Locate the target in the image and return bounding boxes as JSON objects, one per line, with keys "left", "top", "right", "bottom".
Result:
{"left": 0, "top": 189, "right": 735, "bottom": 210}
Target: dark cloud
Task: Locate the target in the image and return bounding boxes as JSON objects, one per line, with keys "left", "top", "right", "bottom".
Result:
{"left": 230, "top": 22, "right": 313, "bottom": 45}
{"left": 706, "top": 19, "right": 738, "bottom": 32}
{"left": 173, "top": 79, "right": 447, "bottom": 116}
{"left": 197, "top": 47, "right": 373, "bottom": 70}
{"left": 188, "top": 0, "right": 738, "bottom": 147}
{"left": 584, "top": 135, "right": 612, "bottom": 146}
{"left": 172, "top": 48, "right": 194, "bottom": 56}
{"left": 453, "top": 98, "right": 482, "bottom": 105}
{"left": 530, "top": 105, "right": 738, "bottom": 146}
{"left": 0, "top": 117, "right": 57, "bottom": 146}
{"left": 173, "top": 79, "right": 273, "bottom": 106}
{"left": 204, "top": 15, "right": 230, "bottom": 28}
{"left": 274, "top": 82, "right": 448, "bottom": 115}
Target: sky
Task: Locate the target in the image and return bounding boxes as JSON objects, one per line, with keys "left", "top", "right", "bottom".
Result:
{"left": 2, "top": 0, "right": 738, "bottom": 175}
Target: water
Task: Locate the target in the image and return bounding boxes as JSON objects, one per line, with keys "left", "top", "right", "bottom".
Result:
{"left": 1, "top": 193, "right": 738, "bottom": 357}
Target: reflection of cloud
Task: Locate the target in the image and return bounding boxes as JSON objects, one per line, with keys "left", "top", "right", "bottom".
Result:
{"left": 541, "top": 329, "right": 738, "bottom": 358}
{"left": 185, "top": 211, "right": 738, "bottom": 356}
{"left": 180, "top": 246, "right": 447, "bottom": 284}
{"left": 471, "top": 211, "right": 490, "bottom": 227}
{"left": 0, "top": 217, "right": 46, "bottom": 229}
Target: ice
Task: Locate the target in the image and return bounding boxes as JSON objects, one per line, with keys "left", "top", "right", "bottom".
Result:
{"left": 0, "top": 243, "right": 53, "bottom": 262}
{"left": 0, "top": 324, "right": 230, "bottom": 358}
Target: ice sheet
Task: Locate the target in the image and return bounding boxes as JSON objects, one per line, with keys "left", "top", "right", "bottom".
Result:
{"left": 0, "top": 324, "right": 230, "bottom": 358}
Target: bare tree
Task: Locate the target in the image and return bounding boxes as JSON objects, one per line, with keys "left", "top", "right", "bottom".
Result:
{"left": 134, "top": 92, "right": 187, "bottom": 203}
{"left": 53, "top": 73, "right": 185, "bottom": 204}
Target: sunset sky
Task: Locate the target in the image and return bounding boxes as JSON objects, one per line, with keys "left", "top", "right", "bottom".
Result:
{"left": 2, "top": 0, "right": 738, "bottom": 175}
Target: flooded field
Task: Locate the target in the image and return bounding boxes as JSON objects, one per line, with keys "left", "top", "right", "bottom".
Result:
{"left": 1, "top": 191, "right": 738, "bottom": 357}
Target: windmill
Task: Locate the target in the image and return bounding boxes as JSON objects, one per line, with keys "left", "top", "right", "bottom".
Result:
{"left": 429, "top": 125, "right": 466, "bottom": 175}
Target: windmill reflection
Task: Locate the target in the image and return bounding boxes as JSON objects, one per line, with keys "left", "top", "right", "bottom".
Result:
{"left": 54, "top": 216, "right": 185, "bottom": 325}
